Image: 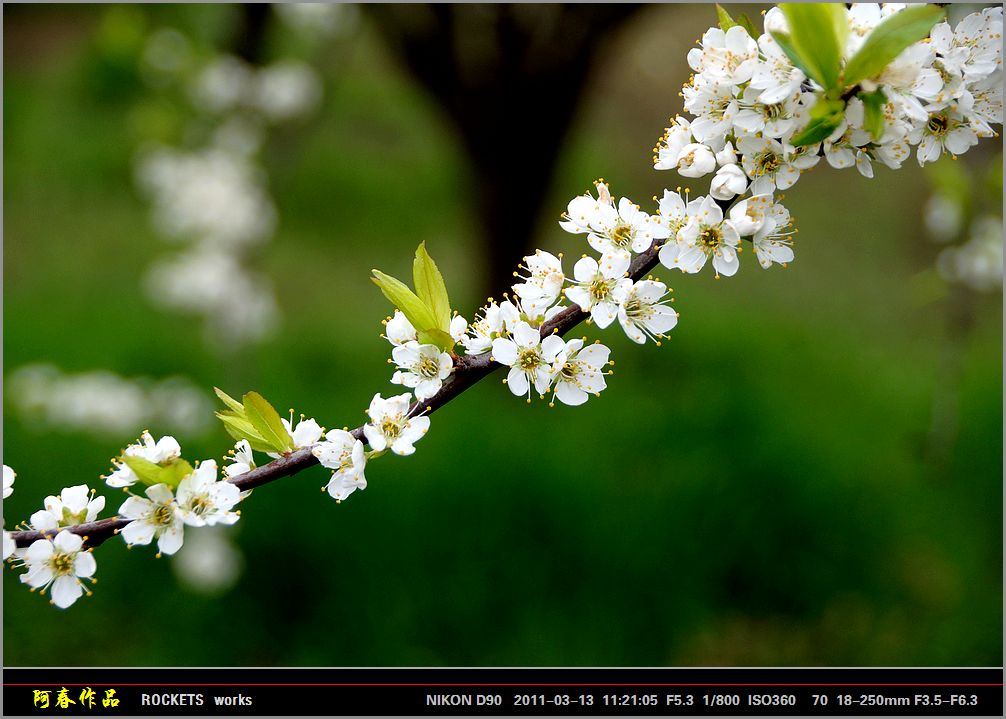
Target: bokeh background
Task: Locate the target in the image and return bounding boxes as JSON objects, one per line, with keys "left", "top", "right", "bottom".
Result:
{"left": 3, "top": 3, "right": 1002, "bottom": 666}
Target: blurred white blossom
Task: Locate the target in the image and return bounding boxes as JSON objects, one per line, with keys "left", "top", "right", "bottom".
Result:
{"left": 135, "top": 146, "right": 276, "bottom": 248}
{"left": 936, "top": 215, "right": 1004, "bottom": 292}
{"left": 924, "top": 194, "right": 965, "bottom": 242}
{"left": 273, "top": 3, "right": 359, "bottom": 38}
{"left": 144, "top": 247, "right": 279, "bottom": 345}
{"left": 7, "top": 364, "right": 212, "bottom": 438}
{"left": 255, "top": 61, "right": 322, "bottom": 123}
{"left": 171, "top": 525, "right": 244, "bottom": 594}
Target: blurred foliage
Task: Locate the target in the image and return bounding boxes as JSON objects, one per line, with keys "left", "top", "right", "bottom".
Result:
{"left": 3, "top": 4, "right": 1001, "bottom": 666}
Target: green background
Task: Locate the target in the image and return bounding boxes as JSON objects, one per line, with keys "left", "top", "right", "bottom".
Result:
{"left": 3, "top": 4, "right": 1002, "bottom": 666}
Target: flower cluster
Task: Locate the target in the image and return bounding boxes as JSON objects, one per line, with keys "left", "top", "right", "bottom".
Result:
{"left": 650, "top": 4, "right": 1002, "bottom": 277}
{"left": 118, "top": 460, "right": 242, "bottom": 557}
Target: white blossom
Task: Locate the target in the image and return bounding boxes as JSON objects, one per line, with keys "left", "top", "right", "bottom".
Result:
{"left": 737, "top": 136, "right": 803, "bottom": 195}
{"left": 660, "top": 195, "right": 741, "bottom": 278}
{"left": 752, "top": 203, "right": 796, "bottom": 269}
{"left": 561, "top": 186, "right": 668, "bottom": 271}
{"left": 18, "top": 530, "right": 96, "bottom": 609}
{"left": 564, "top": 256, "right": 632, "bottom": 329}
{"left": 654, "top": 117, "right": 697, "bottom": 170}
{"left": 727, "top": 194, "right": 776, "bottom": 237}
{"left": 29, "top": 485, "right": 105, "bottom": 533}
{"left": 732, "top": 85, "right": 802, "bottom": 138}
{"left": 312, "top": 429, "right": 367, "bottom": 501}
{"left": 674, "top": 142, "right": 717, "bottom": 178}
{"left": 391, "top": 342, "right": 453, "bottom": 402}
{"left": 363, "top": 393, "right": 430, "bottom": 456}
{"left": 491, "top": 321, "right": 564, "bottom": 400}
{"left": 175, "top": 460, "right": 242, "bottom": 527}
{"left": 909, "top": 108, "right": 978, "bottom": 165}
{"left": 683, "top": 78, "right": 740, "bottom": 146}
{"left": 2, "top": 465, "right": 14, "bottom": 562}
{"left": 106, "top": 432, "right": 182, "bottom": 488}
{"left": 384, "top": 310, "right": 417, "bottom": 346}
{"left": 449, "top": 315, "right": 469, "bottom": 343}
{"left": 119, "top": 484, "right": 186, "bottom": 556}
{"left": 461, "top": 302, "right": 506, "bottom": 355}
{"left": 224, "top": 439, "right": 256, "bottom": 478}
{"left": 709, "top": 163, "right": 748, "bottom": 200}
{"left": 513, "top": 250, "right": 565, "bottom": 315}
{"left": 658, "top": 189, "right": 690, "bottom": 239}
{"left": 614, "top": 280, "right": 679, "bottom": 344}
{"left": 749, "top": 31, "right": 805, "bottom": 104}
{"left": 687, "top": 25, "right": 759, "bottom": 86}
{"left": 281, "top": 415, "right": 324, "bottom": 450}
{"left": 3, "top": 531, "right": 14, "bottom": 561}
{"left": 546, "top": 339, "right": 611, "bottom": 406}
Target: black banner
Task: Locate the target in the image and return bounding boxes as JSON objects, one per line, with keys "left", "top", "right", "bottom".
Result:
{"left": 3, "top": 668, "right": 1002, "bottom": 716}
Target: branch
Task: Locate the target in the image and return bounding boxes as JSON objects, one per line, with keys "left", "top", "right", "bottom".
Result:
{"left": 10, "top": 243, "right": 665, "bottom": 550}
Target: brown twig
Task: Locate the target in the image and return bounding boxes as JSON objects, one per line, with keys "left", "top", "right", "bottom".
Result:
{"left": 10, "top": 243, "right": 665, "bottom": 550}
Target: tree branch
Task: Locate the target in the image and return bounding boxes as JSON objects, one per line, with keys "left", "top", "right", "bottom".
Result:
{"left": 10, "top": 242, "right": 664, "bottom": 550}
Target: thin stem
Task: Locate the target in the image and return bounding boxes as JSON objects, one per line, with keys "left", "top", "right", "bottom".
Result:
{"left": 9, "top": 242, "right": 664, "bottom": 550}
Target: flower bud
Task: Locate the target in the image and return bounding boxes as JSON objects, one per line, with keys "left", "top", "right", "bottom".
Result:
{"left": 676, "top": 142, "right": 716, "bottom": 178}
{"left": 710, "top": 163, "right": 749, "bottom": 200}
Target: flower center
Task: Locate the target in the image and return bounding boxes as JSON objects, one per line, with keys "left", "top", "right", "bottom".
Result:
{"left": 713, "top": 95, "right": 732, "bottom": 117}
{"left": 416, "top": 355, "right": 440, "bottom": 378}
{"left": 560, "top": 362, "right": 581, "bottom": 382}
{"left": 700, "top": 226, "right": 723, "bottom": 249}
{"left": 589, "top": 278, "right": 612, "bottom": 302}
{"left": 49, "top": 552, "right": 74, "bottom": 575}
{"left": 62, "top": 507, "right": 87, "bottom": 525}
{"left": 187, "top": 494, "right": 211, "bottom": 516}
{"left": 927, "top": 113, "right": 949, "bottom": 136}
{"left": 517, "top": 348, "right": 541, "bottom": 372}
{"left": 755, "top": 150, "right": 781, "bottom": 175}
{"left": 609, "top": 222, "right": 634, "bottom": 249}
{"left": 763, "top": 103, "right": 785, "bottom": 120}
{"left": 152, "top": 504, "right": 174, "bottom": 526}
{"left": 381, "top": 417, "right": 403, "bottom": 440}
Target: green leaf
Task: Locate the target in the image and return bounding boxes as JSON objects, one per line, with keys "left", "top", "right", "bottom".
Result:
{"left": 417, "top": 327, "right": 456, "bottom": 352}
{"left": 844, "top": 4, "right": 944, "bottom": 86}
{"left": 859, "top": 88, "right": 887, "bottom": 140}
{"left": 243, "top": 391, "right": 294, "bottom": 454}
{"left": 736, "top": 13, "right": 758, "bottom": 38}
{"left": 216, "top": 413, "right": 274, "bottom": 453}
{"left": 412, "top": 242, "right": 451, "bottom": 332}
{"left": 214, "top": 387, "right": 244, "bottom": 413}
{"left": 790, "top": 116, "right": 844, "bottom": 146}
{"left": 780, "top": 3, "right": 846, "bottom": 91}
{"left": 122, "top": 456, "right": 194, "bottom": 489}
{"left": 716, "top": 4, "right": 736, "bottom": 30}
{"left": 371, "top": 270, "right": 438, "bottom": 334}
{"left": 160, "top": 458, "right": 194, "bottom": 489}
{"left": 769, "top": 31, "right": 817, "bottom": 84}
{"left": 790, "top": 97, "right": 845, "bottom": 146}
{"left": 121, "top": 456, "right": 167, "bottom": 486}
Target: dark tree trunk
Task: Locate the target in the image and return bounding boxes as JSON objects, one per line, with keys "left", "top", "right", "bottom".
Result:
{"left": 367, "top": 4, "right": 642, "bottom": 299}
{"left": 233, "top": 3, "right": 271, "bottom": 64}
